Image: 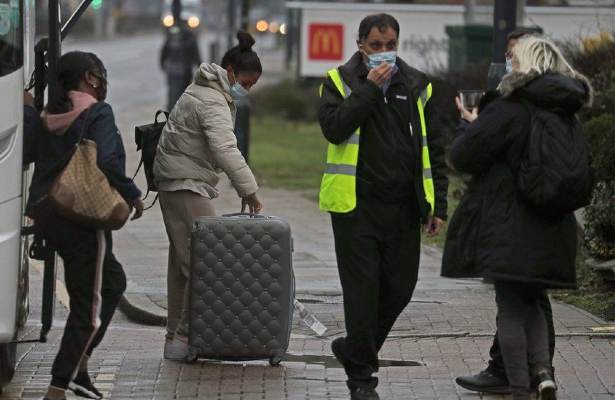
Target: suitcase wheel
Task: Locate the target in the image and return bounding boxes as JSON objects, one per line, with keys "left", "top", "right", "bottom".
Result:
{"left": 269, "top": 354, "right": 283, "bottom": 366}
{"left": 185, "top": 347, "right": 198, "bottom": 363}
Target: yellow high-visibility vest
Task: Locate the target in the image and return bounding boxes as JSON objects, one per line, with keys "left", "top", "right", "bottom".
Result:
{"left": 319, "top": 68, "right": 436, "bottom": 214}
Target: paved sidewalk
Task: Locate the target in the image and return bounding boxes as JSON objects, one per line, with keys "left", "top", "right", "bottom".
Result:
{"left": 7, "top": 175, "right": 615, "bottom": 399}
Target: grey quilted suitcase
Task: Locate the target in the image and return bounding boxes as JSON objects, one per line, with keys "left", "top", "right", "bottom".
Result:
{"left": 187, "top": 213, "right": 294, "bottom": 365}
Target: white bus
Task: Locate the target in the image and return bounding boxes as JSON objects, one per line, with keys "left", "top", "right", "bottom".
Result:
{"left": 0, "top": 0, "right": 34, "bottom": 392}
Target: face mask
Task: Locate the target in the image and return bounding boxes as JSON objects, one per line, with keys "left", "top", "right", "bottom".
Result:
{"left": 366, "top": 51, "right": 397, "bottom": 70}
{"left": 505, "top": 57, "right": 513, "bottom": 73}
{"left": 230, "top": 81, "right": 249, "bottom": 102}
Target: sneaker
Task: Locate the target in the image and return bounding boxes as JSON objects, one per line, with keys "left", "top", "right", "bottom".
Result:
{"left": 350, "top": 387, "right": 380, "bottom": 400}
{"left": 68, "top": 371, "right": 102, "bottom": 399}
{"left": 535, "top": 369, "right": 557, "bottom": 400}
{"left": 164, "top": 334, "right": 190, "bottom": 360}
{"left": 455, "top": 369, "right": 512, "bottom": 394}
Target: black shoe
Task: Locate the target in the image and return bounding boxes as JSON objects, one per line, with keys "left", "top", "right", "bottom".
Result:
{"left": 535, "top": 369, "right": 557, "bottom": 400}
{"left": 69, "top": 372, "right": 103, "bottom": 399}
{"left": 350, "top": 387, "right": 380, "bottom": 400}
{"left": 455, "top": 369, "right": 512, "bottom": 394}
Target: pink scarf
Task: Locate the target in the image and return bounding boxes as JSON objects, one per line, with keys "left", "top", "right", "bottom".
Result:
{"left": 42, "top": 91, "right": 98, "bottom": 135}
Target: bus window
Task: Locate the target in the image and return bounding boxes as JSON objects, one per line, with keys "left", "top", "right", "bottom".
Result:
{"left": 0, "top": 0, "right": 22, "bottom": 77}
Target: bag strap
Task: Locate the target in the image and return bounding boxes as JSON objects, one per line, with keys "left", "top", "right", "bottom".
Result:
{"left": 131, "top": 158, "right": 143, "bottom": 181}
{"left": 75, "top": 108, "right": 93, "bottom": 145}
{"left": 144, "top": 193, "right": 159, "bottom": 211}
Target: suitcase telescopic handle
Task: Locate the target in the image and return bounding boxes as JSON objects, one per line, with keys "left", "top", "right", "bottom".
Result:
{"left": 222, "top": 212, "right": 267, "bottom": 219}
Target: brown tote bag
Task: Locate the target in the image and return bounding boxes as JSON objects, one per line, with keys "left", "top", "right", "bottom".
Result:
{"left": 48, "top": 111, "right": 130, "bottom": 230}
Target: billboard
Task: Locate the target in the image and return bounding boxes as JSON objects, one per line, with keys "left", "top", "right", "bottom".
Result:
{"left": 287, "top": 1, "right": 615, "bottom": 78}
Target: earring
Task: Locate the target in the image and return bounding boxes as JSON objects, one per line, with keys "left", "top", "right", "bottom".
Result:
{"left": 91, "top": 83, "right": 98, "bottom": 88}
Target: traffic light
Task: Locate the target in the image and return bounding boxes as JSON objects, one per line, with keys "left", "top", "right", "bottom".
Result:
{"left": 92, "top": 0, "right": 102, "bottom": 10}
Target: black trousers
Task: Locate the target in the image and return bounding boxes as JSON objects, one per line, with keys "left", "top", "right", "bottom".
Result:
{"left": 488, "top": 290, "right": 555, "bottom": 378}
{"left": 331, "top": 196, "right": 421, "bottom": 389}
{"left": 493, "top": 282, "right": 551, "bottom": 399}
{"left": 35, "top": 209, "right": 127, "bottom": 389}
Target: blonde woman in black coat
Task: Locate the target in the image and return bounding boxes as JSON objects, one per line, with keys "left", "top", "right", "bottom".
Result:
{"left": 442, "top": 37, "right": 593, "bottom": 400}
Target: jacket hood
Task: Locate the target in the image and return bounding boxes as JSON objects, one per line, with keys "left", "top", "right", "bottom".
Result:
{"left": 499, "top": 69, "right": 593, "bottom": 114}
{"left": 194, "top": 63, "right": 231, "bottom": 97}
{"left": 41, "top": 91, "right": 98, "bottom": 135}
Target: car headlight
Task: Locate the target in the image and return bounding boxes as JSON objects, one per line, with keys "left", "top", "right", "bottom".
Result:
{"left": 163, "top": 15, "right": 174, "bottom": 28}
{"left": 188, "top": 16, "right": 200, "bottom": 29}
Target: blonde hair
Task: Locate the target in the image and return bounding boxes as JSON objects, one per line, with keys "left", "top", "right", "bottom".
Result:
{"left": 513, "top": 36, "right": 576, "bottom": 75}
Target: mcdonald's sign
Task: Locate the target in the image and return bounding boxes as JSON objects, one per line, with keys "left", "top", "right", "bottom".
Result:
{"left": 308, "top": 23, "right": 344, "bottom": 61}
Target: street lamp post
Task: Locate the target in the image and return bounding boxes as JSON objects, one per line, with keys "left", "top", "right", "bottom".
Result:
{"left": 240, "top": 0, "right": 250, "bottom": 31}
{"left": 492, "top": 0, "right": 517, "bottom": 64}
{"left": 235, "top": 0, "right": 252, "bottom": 164}
{"left": 486, "top": 0, "right": 517, "bottom": 89}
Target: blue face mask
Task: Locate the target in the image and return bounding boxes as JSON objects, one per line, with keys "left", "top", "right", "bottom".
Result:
{"left": 230, "top": 82, "right": 248, "bottom": 102}
{"left": 366, "top": 51, "right": 397, "bottom": 69}
{"left": 505, "top": 58, "right": 513, "bottom": 73}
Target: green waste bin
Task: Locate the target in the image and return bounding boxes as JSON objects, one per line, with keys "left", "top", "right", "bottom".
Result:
{"left": 445, "top": 24, "right": 493, "bottom": 71}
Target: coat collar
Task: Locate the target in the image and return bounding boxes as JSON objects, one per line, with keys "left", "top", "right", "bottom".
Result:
{"left": 498, "top": 69, "right": 593, "bottom": 108}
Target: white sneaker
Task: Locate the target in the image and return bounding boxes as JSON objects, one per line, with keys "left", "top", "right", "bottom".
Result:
{"left": 164, "top": 335, "right": 190, "bottom": 360}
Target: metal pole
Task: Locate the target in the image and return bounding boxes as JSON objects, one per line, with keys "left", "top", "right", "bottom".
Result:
{"left": 464, "top": 0, "right": 477, "bottom": 25}
{"left": 227, "top": 0, "right": 236, "bottom": 49}
{"left": 61, "top": 0, "right": 94, "bottom": 40}
{"left": 240, "top": 0, "right": 250, "bottom": 31}
{"left": 516, "top": 0, "right": 526, "bottom": 27}
{"left": 48, "top": 0, "right": 61, "bottom": 107}
{"left": 492, "top": 0, "right": 517, "bottom": 63}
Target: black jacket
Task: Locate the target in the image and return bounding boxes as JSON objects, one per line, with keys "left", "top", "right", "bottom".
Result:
{"left": 441, "top": 72, "right": 593, "bottom": 289}
{"left": 318, "top": 52, "right": 448, "bottom": 220}
{"left": 26, "top": 102, "right": 141, "bottom": 215}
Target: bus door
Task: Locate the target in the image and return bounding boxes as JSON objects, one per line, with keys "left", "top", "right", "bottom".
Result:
{"left": 0, "top": 0, "right": 24, "bottom": 344}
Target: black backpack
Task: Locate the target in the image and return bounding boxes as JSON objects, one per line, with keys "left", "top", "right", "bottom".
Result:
{"left": 517, "top": 102, "right": 593, "bottom": 217}
{"left": 134, "top": 110, "right": 168, "bottom": 196}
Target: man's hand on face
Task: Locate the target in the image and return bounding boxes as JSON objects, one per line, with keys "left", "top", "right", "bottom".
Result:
{"left": 366, "top": 62, "right": 393, "bottom": 88}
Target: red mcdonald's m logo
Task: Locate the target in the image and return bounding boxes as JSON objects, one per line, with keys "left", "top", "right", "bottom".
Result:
{"left": 308, "top": 23, "right": 344, "bottom": 61}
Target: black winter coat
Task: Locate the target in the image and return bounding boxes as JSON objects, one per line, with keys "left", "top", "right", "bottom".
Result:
{"left": 318, "top": 52, "right": 448, "bottom": 220}
{"left": 26, "top": 102, "right": 141, "bottom": 216}
{"left": 441, "top": 71, "right": 592, "bottom": 289}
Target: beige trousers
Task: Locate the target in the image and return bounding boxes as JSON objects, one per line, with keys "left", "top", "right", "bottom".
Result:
{"left": 159, "top": 190, "right": 215, "bottom": 338}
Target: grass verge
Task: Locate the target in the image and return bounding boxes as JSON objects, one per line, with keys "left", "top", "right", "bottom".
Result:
{"left": 552, "top": 250, "right": 615, "bottom": 321}
{"left": 250, "top": 116, "right": 326, "bottom": 194}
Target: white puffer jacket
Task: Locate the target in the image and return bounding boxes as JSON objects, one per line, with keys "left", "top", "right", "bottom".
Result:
{"left": 153, "top": 63, "right": 258, "bottom": 197}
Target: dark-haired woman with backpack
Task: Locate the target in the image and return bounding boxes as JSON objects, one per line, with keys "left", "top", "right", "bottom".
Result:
{"left": 441, "top": 37, "right": 593, "bottom": 400}
{"left": 153, "top": 31, "right": 263, "bottom": 360}
{"left": 26, "top": 51, "right": 143, "bottom": 400}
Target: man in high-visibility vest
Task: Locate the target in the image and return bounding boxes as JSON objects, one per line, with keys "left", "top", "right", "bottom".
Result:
{"left": 318, "top": 14, "right": 448, "bottom": 400}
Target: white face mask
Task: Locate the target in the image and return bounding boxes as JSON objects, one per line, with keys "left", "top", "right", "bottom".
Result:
{"left": 230, "top": 72, "right": 249, "bottom": 102}
{"left": 365, "top": 50, "right": 397, "bottom": 69}
{"left": 505, "top": 57, "right": 513, "bottom": 73}
{"left": 230, "top": 82, "right": 248, "bottom": 101}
